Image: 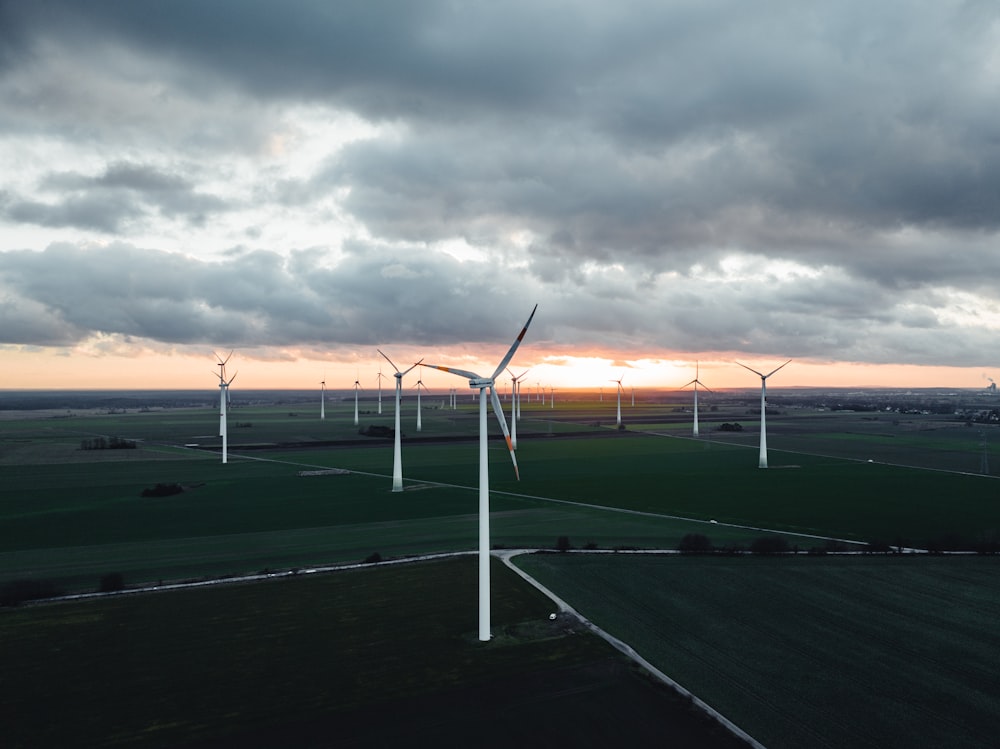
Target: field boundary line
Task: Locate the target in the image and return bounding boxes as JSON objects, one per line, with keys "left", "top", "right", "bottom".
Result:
{"left": 499, "top": 549, "right": 766, "bottom": 749}
{"left": 190, "top": 446, "right": 866, "bottom": 548}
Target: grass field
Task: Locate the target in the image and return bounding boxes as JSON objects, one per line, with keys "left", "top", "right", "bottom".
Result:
{"left": 3, "top": 393, "right": 1000, "bottom": 747}
{"left": 3, "top": 399, "right": 1000, "bottom": 594}
{"left": 0, "top": 556, "right": 748, "bottom": 749}
{"left": 515, "top": 553, "right": 1000, "bottom": 749}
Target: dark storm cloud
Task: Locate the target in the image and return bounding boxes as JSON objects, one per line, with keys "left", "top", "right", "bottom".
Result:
{"left": 0, "top": 242, "right": 540, "bottom": 348}
{"left": 1, "top": 240, "right": 998, "bottom": 368}
{"left": 1, "top": 162, "right": 229, "bottom": 232}
{"left": 2, "top": 1, "right": 1000, "bottom": 367}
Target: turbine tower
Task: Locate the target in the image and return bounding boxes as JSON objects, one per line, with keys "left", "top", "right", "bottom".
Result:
{"left": 213, "top": 351, "right": 237, "bottom": 464}
{"left": 610, "top": 374, "right": 625, "bottom": 427}
{"left": 736, "top": 360, "right": 791, "bottom": 468}
{"left": 319, "top": 378, "right": 326, "bottom": 420}
{"left": 378, "top": 350, "right": 423, "bottom": 493}
{"left": 507, "top": 368, "right": 529, "bottom": 449}
{"left": 422, "top": 304, "right": 537, "bottom": 642}
{"left": 681, "top": 362, "right": 713, "bottom": 437}
{"left": 353, "top": 375, "right": 362, "bottom": 426}
{"left": 414, "top": 371, "right": 426, "bottom": 432}
{"left": 376, "top": 367, "right": 386, "bottom": 415}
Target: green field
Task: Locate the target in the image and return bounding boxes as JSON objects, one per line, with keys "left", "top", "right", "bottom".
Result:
{"left": 3, "top": 411, "right": 998, "bottom": 594}
{"left": 3, "top": 393, "right": 1000, "bottom": 747}
{"left": 516, "top": 553, "right": 1000, "bottom": 749}
{"left": 0, "top": 556, "right": 747, "bottom": 749}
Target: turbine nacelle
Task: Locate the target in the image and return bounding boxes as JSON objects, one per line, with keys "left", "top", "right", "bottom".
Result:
{"left": 469, "top": 377, "right": 493, "bottom": 389}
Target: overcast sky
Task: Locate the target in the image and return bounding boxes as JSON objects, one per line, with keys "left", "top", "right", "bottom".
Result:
{"left": 2, "top": 1, "right": 999, "bottom": 389}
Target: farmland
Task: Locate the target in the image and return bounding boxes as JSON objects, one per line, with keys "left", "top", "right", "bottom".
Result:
{"left": 2, "top": 387, "right": 999, "bottom": 747}
{"left": 0, "top": 555, "right": 748, "bottom": 748}
{"left": 516, "top": 553, "right": 1000, "bottom": 749}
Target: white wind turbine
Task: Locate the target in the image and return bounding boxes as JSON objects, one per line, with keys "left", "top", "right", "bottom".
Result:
{"left": 736, "top": 360, "right": 791, "bottom": 468}
{"left": 353, "top": 375, "right": 363, "bottom": 426}
{"left": 681, "top": 362, "right": 713, "bottom": 437}
{"left": 506, "top": 368, "right": 529, "bottom": 449}
{"left": 213, "top": 351, "right": 237, "bottom": 464}
{"left": 610, "top": 373, "right": 625, "bottom": 427}
{"left": 378, "top": 350, "right": 423, "bottom": 493}
{"left": 422, "top": 304, "right": 537, "bottom": 642}
{"left": 376, "top": 367, "right": 386, "bottom": 415}
{"left": 413, "top": 370, "right": 426, "bottom": 432}
{"left": 319, "top": 377, "right": 326, "bottom": 420}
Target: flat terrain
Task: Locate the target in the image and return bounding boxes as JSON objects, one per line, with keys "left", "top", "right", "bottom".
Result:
{"left": 516, "top": 553, "right": 1000, "bottom": 749}
{"left": 0, "top": 556, "right": 748, "bottom": 749}
{"left": 2, "top": 389, "right": 1000, "bottom": 747}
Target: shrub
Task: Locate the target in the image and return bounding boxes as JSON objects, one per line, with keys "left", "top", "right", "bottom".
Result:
{"left": 555, "top": 536, "right": 573, "bottom": 552}
{"left": 80, "top": 436, "right": 136, "bottom": 451}
{"left": 678, "top": 533, "right": 713, "bottom": 554}
{"left": 141, "top": 483, "right": 184, "bottom": 498}
{"left": 0, "top": 579, "right": 62, "bottom": 606}
{"left": 364, "top": 552, "right": 382, "bottom": 564}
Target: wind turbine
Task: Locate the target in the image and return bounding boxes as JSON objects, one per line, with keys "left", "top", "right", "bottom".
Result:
{"left": 610, "top": 373, "right": 625, "bottom": 427}
{"left": 213, "top": 351, "right": 237, "bottom": 464}
{"left": 421, "top": 304, "right": 537, "bottom": 642}
{"left": 319, "top": 377, "right": 326, "bottom": 420}
{"left": 413, "top": 370, "right": 426, "bottom": 432}
{"left": 736, "top": 360, "right": 791, "bottom": 468}
{"left": 353, "top": 375, "right": 362, "bottom": 426}
{"left": 681, "top": 362, "right": 713, "bottom": 437}
{"left": 378, "top": 350, "right": 423, "bottom": 493}
{"left": 507, "top": 368, "right": 529, "bottom": 449}
{"left": 376, "top": 367, "right": 386, "bottom": 415}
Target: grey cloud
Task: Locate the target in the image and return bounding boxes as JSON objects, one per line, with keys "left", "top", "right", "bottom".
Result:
{"left": 2, "top": 2, "right": 1000, "bottom": 370}
{"left": 3, "top": 162, "right": 229, "bottom": 232}
{"left": 0, "top": 242, "right": 543, "bottom": 348}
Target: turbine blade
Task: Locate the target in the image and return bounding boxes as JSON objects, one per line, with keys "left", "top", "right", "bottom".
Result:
{"left": 401, "top": 358, "right": 424, "bottom": 376}
{"left": 490, "top": 304, "right": 538, "bottom": 380}
{"left": 489, "top": 385, "right": 520, "bottom": 481}
{"left": 227, "top": 371, "right": 238, "bottom": 386}
{"left": 765, "top": 359, "right": 792, "bottom": 378}
{"left": 421, "top": 363, "right": 482, "bottom": 380}
{"left": 735, "top": 361, "right": 765, "bottom": 378}
{"left": 377, "top": 349, "right": 400, "bottom": 373}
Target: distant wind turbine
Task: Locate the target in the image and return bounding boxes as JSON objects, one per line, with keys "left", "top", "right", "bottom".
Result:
{"left": 736, "top": 360, "right": 791, "bottom": 468}
{"left": 376, "top": 367, "right": 386, "bottom": 415}
{"left": 507, "top": 368, "right": 529, "bottom": 449}
{"left": 213, "top": 351, "right": 237, "bottom": 464}
{"left": 353, "top": 375, "right": 363, "bottom": 426}
{"left": 610, "top": 373, "right": 625, "bottom": 427}
{"left": 681, "top": 362, "right": 713, "bottom": 437}
{"left": 378, "top": 350, "right": 423, "bottom": 493}
{"left": 319, "top": 377, "right": 326, "bottom": 420}
{"left": 422, "top": 304, "right": 537, "bottom": 642}
{"left": 413, "top": 371, "right": 426, "bottom": 432}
